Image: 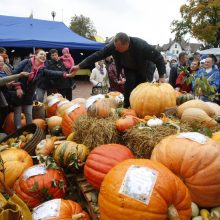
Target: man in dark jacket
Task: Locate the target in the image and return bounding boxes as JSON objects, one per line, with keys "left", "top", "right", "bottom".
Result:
{"left": 70, "top": 32, "right": 166, "bottom": 107}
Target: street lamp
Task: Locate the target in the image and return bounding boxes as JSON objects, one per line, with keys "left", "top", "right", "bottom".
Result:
{"left": 51, "top": 11, "right": 56, "bottom": 21}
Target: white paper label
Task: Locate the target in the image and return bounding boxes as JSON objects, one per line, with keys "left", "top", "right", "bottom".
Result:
{"left": 177, "top": 132, "right": 207, "bottom": 144}
{"left": 86, "top": 94, "right": 105, "bottom": 109}
{"left": 66, "top": 103, "right": 80, "bottom": 114}
{"left": 48, "top": 97, "right": 60, "bottom": 107}
{"left": 115, "top": 94, "right": 124, "bottom": 103}
{"left": 23, "top": 165, "right": 47, "bottom": 180}
{"left": 119, "top": 165, "right": 158, "bottom": 205}
{"left": 57, "top": 100, "right": 69, "bottom": 107}
{"left": 32, "top": 199, "right": 61, "bottom": 219}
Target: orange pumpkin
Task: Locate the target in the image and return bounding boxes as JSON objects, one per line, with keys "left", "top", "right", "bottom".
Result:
{"left": 84, "top": 144, "right": 134, "bottom": 189}
{"left": 35, "top": 137, "right": 57, "bottom": 156}
{"left": 116, "top": 108, "right": 137, "bottom": 117}
{"left": 151, "top": 133, "right": 220, "bottom": 207}
{"left": 14, "top": 164, "right": 67, "bottom": 208}
{"left": 32, "top": 199, "right": 90, "bottom": 220}
{"left": 116, "top": 115, "right": 141, "bottom": 132}
{"left": 47, "top": 116, "right": 62, "bottom": 131}
{"left": 46, "top": 97, "right": 66, "bottom": 118}
{"left": 61, "top": 104, "right": 87, "bottom": 137}
{"left": 56, "top": 100, "right": 71, "bottom": 116}
{"left": 87, "top": 98, "right": 113, "bottom": 118}
{"left": 2, "top": 112, "right": 26, "bottom": 134}
{"left": 99, "top": 159, "right": 192, "bottom": 220}
{"left": 130, "top": 82, "right": 176, "bottom": 117}
{"left": 44, "top": 93, "right": 63, "bottom": 106}
{"left": 71, "top": 98, "right": 86, "bottom": 105}
{"left": 0, "top": 148, "right": 33, "bottom": 190}
{"left": 32, "top": 118, "right": 47, "bottom": 131}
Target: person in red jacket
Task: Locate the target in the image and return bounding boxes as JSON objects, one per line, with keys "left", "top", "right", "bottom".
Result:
{"left": 175, "top": 60, "right": 200, "bottom": 92}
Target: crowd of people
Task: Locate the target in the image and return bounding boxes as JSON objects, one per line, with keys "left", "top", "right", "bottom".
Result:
{"left": 0, "top": 32, "right": 220, "bottom": 132}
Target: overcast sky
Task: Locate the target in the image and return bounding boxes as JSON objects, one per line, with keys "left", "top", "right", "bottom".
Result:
{"left": 0, "top": 0, "right": 193, "bottom": 45}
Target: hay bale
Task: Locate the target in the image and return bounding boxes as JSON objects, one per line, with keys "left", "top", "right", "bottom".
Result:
{"left": 73, "top": 115, "right": 119, "bottom": 149}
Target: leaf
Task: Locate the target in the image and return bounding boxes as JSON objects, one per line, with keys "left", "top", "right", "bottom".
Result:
{"left": 29, "top": 182, "right": 39, "bottom": 192}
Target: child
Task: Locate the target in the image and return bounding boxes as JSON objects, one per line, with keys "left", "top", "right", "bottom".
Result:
{"left": 60, "top": 48, "right": 74, "bottom": 70}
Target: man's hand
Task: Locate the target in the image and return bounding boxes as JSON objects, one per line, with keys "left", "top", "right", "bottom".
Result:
{"left": 70, "top": 65, "right": 80, "bottom": 77}
{"left": 19, "top": 72, "right": 31, "bottom": 78}
{"left": 159, "top": 77, "right": 166, "bottom": 83}
{"left": 16, "top": 88, "right": 24, "bottom": 98}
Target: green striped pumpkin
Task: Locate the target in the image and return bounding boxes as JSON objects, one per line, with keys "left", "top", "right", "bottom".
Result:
{"left": 53, "top": 141, "right": 89, "bottom": 169}
{"left": 176, "top": 93, "right": 194, "bottom": 106}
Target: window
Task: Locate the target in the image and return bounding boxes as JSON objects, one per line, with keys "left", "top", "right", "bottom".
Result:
{"left": 175, "top": 44, "right": 177, "bottom": 48}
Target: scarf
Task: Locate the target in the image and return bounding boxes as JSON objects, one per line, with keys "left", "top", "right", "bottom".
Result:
{"left": 28, "top": 57, "right": 45, "bottom": 83}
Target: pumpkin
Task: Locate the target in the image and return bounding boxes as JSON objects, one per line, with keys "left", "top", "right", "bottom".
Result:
{"left": 0, "top": 148, "right": 33, "bottom": 190}
{"left": 151, "top": 133, "right": 220, "bottom": 207}
{"left": 32, "top": 118, "right": 47, "bottom": 131}
{"left": 99, "top": 159, "right": 192, "bottom": 220}
{"left": 87, "top": 98, "right": 113, "bottom": 118}
{"left": 130, "top": 82, "right": 176, "bottom": 117}
{"left": 44, "top": 93, "right": 63, "bottom": 106}
{"left": 176, "top": 99, "right": 215, "bottom": 118}
{"left": 32, "top": 198, "right": 90, "bottom": 220}
{"left": 116, "top": 108, "right": 137, "bottom": 117}
{"left": 176, "top": 93, "right": 194, "bottom": 106}
{"left": 84, "top": 144, "right": 134, "bottom": 189}
{"left": 47, "top": 116, "right": 62, "bottom": 131}
{"left": 35, "top": 137, "right": 57, "bottom": 156}
{"left": 106, "top": 91, "right": 124, "bottom": 107}
{"left": 115, "top": 115, "right": 141, "bottom": 132}
{"left": 71, "top": 98, "right": 86, "bottom": 105}
{"left": 181, "top": 107, "right": 217, "bottom": 127}
{"left": 14, "top": 164, "right": 67, "bottom": 208}
{"left": 46, "top": 97, "right": 66, "bottom": 118}
{"left": 206, "top": 102, "right": 220, "bottom": 117}
{"left": 2, "top": 112, "right": 26, "bottom": 134}
{"left": 56, "top": 100, "right": 71, "bottom": 116}
{"left": 53, "top": 141, "right": 89, "bottom": 169}
{"left": 61, "top": 104, "right": 87, "bottom": 137}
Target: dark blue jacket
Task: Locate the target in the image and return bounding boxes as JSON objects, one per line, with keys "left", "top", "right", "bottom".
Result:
{"left": 12, "top": 59, "right": 65, "bottom": 105}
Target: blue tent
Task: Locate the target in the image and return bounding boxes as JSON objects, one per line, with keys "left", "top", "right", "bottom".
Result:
{"left": 0, "top": 15, "right": 104, "bottom": 50}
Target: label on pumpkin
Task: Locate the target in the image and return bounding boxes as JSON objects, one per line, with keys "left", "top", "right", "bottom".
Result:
{"left": 32, "top": 198, "right": 61, "bottom": 219}
{"left": 66, "top": 103, "right": 80, "bottom": 114}
{"left": 119, "top": 165, "right": 158, "bottom": 205}
{"left": 23, "top": 165, "right": 47, "bottom": 180}
{"left": 177, "top": 132, "right": 207, "bottom": 144}
{"left": 48, "top": 97, "right": 61, "bottom": 107}
{"left": 57, "top": 100, "right": 69, "bottom": 107}
{"left": 86, "top": 94, "right": 105, "bottom": 109}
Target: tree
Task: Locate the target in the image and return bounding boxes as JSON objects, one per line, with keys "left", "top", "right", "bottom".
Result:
{"left": 171, "top": 0, "right": 220, "bottom": 47}
{"left": 69, "top": 14, "right": 97, "bottom": 40}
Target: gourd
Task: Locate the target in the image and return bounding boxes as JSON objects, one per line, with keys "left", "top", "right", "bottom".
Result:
{"left": 176, "top": 99, "right": 215, "bottom": 118}
{"left": 151, "top": 133, "right": 220, "bottom": 207}
{"left": 206, "top": 102, "right": 220, "bottom": 117}
{"left": 32, "top": 118, "right": 47, "bottom": 131}
{"left": 147, "top": 118, "right": 163, "bottom": 127}
{"left": 115, "top": 115, "right": 141, "bottom": 132}
{"left": 181, "top": 107, "right": 217, "bottom": 127}
{"left": 84, "top": 144, "right": 134, "bottom": 189}
{"left": 200, "top": 209, "right": 209, "bottom": 220}
{"left": 130, "top": 82, "right": 176, "bottom": 117}
{"left": 176, "top": 92, "right": 194, "bottom": 106}
{"left": 191, "top": 202, "right": 200, "bottom": 217}
{"left": 47, "top": 116, "right": 62, "bottom": 131}
{"left": 35, "top": 137, "right": 57, "bottom": 156}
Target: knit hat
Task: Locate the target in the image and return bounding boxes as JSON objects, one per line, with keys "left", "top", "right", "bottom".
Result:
{"left": 62, "top": 48, "right": 69, "bottom": 54}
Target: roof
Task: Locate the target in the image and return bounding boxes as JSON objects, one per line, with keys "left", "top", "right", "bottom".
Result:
{"left": 0, "top": 15, "right": 104, "bottom": 50}
{"left": 198, "top": 48, "right": 220, "bottom": 55}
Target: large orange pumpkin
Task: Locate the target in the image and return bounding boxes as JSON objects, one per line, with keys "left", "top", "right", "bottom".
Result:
{"left": 0, "top": 148, "right": 33, "bottom": 190}
{"left": 14, "top": 164, "right": 67, "bottom": 208}
{"left": 129, "top": 82, "right": 176, "bottom": 117}
{"left": 44, "top": 93, "right": 63, "bottom": 106}
{"left": 56, "top": 100, "right": 71, "bottom": 116}
{"left": 32, "top": 199, "right": 90, "bottom": 220}
{"left": 61, "top": 104, "right": 87, "bottom": 137}
{"left": 151, "top": 133, "right": 220, "bottom": 207}
{"left": 99, "top": 159, "right": 192, "bottom": 220}
{"left": 2, "top": 112, "right": 26, "bottom": 134}
{"left": 84, "top": 144, "right": 134, "bottom": 189}
{"left": 46, "top": 97, "right": 66, "bottom": 118}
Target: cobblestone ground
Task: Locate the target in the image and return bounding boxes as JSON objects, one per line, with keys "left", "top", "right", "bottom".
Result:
{"left": 72, "top": 78, "right": 93, "bottom": 99}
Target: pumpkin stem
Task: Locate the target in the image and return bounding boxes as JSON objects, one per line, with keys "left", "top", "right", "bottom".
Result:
{"left": 168, "top": 204, "right": 180, "bottom": 220}
{"left": 72, "top": 213, "right": 85, "bottom": 220}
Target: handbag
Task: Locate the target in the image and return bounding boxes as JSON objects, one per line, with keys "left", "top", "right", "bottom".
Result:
{"left": 91, "top": 82, "right": 109, "bottom": 95}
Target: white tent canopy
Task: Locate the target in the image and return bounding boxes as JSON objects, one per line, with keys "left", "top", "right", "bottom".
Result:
{"left": 198, "top": 48, "right": 220, "bottom": 55}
